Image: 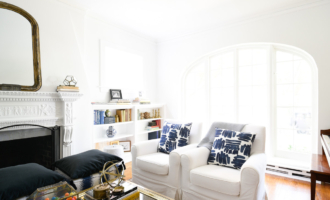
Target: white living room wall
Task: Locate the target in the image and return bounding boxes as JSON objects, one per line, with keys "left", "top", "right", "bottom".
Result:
{"left": 157, "top": 2, "right": 330, "bottom": 155}
{"left": 2, "top": 0, "right": 157, "bottom": 155}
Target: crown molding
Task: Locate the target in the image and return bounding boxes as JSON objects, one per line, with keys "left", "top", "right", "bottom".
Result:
{"left": 157, "top": 0, "right": 330, "bottom": 44}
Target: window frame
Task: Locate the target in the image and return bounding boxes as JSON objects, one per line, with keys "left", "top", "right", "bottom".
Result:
{"left": 181, "top": 43, "right": 318, "bottom": 161}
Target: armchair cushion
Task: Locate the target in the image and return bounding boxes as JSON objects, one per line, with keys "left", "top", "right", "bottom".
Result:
{"left": 136, "top": 152, "right": 169, "bottom": 175}
{"left": 158, "top": 121, "right": 192, "bottom": 154}
{"left": 207, "top": 128, "right": 256, "bottom": 169}
{"left": 190, "top": 165, "right": 240, "bottom": 196}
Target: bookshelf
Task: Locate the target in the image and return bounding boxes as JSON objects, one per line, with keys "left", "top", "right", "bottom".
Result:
{"left": 92, "top": 103, "right": 165, "bottom": 163}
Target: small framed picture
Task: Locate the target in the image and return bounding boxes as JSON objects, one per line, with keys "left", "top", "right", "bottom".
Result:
{"left": 119, "top": 140, "right": 131, "bottom": 152}
{"left": 110, "top": 89, "right": 122, "bottom": 100}
{"left": 110, "top": 140, "right": 120, "bottom": 145}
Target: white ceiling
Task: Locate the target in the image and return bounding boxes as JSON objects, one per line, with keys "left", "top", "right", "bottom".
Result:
{"left": 59, "top": 0, "right": 319, "bottom": 41}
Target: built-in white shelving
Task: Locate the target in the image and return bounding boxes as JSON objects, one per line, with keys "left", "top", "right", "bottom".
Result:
{"left": 92, "top": 103, "right": 165, "bottom": 162}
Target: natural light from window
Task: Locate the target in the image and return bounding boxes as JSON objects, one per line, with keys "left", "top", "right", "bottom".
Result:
{"left": 182, "top": 44, "right": 317, "bottom": 162}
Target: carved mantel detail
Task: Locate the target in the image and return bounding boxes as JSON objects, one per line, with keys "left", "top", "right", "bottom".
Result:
{"left": 0, "top": 91, "right": 82, "bottom": 158}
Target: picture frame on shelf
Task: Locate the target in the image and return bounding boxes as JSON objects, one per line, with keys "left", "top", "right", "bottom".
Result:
{"left": 110, "top": 89, "right": 122, "bottom": 100}
{"left": 119, "top": 141, "right": 131, "bottom": 152}
{"left": 110, "top": 140, "right": 120, "bottom": 145}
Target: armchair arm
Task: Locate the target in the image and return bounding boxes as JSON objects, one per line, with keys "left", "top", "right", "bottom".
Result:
{"left": 131, "top": 139, "right": 160, "bottom": 158}
{"left": 240, "top": 152, "right": 267, "bottom": 199}
{"left": 181, "top": 147, "right": 210, "bottom": 170}
{"left": 171, "top": 143, "right": 198, "bottom": 156}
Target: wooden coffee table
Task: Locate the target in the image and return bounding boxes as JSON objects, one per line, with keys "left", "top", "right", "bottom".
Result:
{"left": 310, "top": 154, "right": 330, "bottom": 200}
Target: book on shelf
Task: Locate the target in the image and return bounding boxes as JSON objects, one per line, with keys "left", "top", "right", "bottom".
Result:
{"left": 116, "top": 109, "right": 132, "bottom": 122}
{"left": 56, "top": 85, "right": 79, "bottom": 92}
{"left": 148, "top": 131, "right": 161, "bottom": 140}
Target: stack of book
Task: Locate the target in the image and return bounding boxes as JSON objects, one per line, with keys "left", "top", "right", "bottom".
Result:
{"left": 116, "top": 109, "right": 132, "bottom": 122}
{"left": 140, "top": 98, "right": 150, "bottom": 104}
{"left": 145, "top": 120, "right": 161, "bottom": 131}
{"left": 84, "top": 181, "right": 138, "bottom": 200}
{"left": 109, "top": 99, "right": 132, "bottom": 105}
{"left": 56, "top": 85, "right": 79, "bottom": 92}
{"left": 104, "top": 116, "right": 115, "bottom": 124}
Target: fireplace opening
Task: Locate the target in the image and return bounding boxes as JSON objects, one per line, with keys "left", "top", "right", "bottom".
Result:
{"left": 0, "top": 125, "right": 60, "bottom": 170}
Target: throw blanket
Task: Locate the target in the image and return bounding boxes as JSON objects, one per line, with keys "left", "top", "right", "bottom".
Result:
{"left": 198, "top": 122, "right": 246, "bottom": 150}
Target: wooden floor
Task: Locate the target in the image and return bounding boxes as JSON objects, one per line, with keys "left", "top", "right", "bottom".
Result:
{"left": 124, "top": 162, "right": 330, "bottom": 200}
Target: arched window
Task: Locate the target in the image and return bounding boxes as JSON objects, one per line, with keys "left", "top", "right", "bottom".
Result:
{"left": 181, "top": 44, "right": 317, "bottom": 162}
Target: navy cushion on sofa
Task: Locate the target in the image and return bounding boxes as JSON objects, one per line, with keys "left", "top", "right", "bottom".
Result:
{"left": 54, "top": 149, "right": 125, "bottom": 179}
{"left": 158, "top": 121, "right": 193, "bottom": 154}
{"left": 0, "top": 163, "right": 72, "bottom": 200}
{"left": 207, "top": 128, "right": 256, "bottom": 169}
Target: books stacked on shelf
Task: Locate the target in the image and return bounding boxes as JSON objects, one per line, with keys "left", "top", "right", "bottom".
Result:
{"left": 108, "top": 99, "right": 132, "bottom": 105}
{"left": 84, "top": 181, "right": 138, "bottom": 200}
{"left": 104, "top": 116, "right": 115, "bottom": 124}
{"left": 148, "top": 131, "right": 161, "bottom": 140}
{"left": 140, "top": 98, "right": 150, "bottom": 104}
{"left": 56, "top": 85, "right": 79, "bottom": 92}
{"left": 145, "top": 120, "right": 162, "bottom": 131}
{"left": 116, "top": 109, "right": 132, "bottom": 122}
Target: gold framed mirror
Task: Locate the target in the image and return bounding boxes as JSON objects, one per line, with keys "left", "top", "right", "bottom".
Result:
{"left": 0, "top": 2, "right": 41, "bottom": 91}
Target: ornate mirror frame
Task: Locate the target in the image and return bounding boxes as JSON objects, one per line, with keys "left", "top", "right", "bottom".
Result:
{"left": 0, "top": 2, "right": 42, "bottom": 92}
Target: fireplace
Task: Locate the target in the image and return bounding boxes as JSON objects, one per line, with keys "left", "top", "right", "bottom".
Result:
{"left": 0, "top": 91, "right": 82, "bottom": 159}
{"left": 0, "top": 125, "right": 60, "bottom": 170}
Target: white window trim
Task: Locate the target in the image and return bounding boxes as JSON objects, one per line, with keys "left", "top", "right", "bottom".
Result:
{"left": 180, "top": 43, "right": 318, "bottom": 162}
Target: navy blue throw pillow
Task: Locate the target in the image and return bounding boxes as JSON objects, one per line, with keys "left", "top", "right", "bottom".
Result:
{"left": 208, "top": 128, "right": 256, "bottom": 169}
{"left": 158, "top": 122, "right": 193, "bottom": 154}
{"left": 0, "top": 163, "right": 73, "bottom": 200}
{"left": 54, "top": 149, "right": 125, "bottom": 179}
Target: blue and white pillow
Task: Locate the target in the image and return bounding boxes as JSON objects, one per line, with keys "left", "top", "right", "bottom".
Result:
{"left": 207, "top": 128, "right": 256, "bottom": 169}
{"left": 158, "top": 122, "right": 193, "bottom": 154}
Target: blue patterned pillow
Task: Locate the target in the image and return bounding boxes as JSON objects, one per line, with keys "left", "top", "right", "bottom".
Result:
{"left": 158, "top": 122, "right": 193, "bottom": 154}
{"left": 207, "top": 128, "right": 256, "bottom": 169}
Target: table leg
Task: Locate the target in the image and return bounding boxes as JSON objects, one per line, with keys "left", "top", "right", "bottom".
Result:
{"left": 311, "top": 173, "right": 316, "bottom": 200}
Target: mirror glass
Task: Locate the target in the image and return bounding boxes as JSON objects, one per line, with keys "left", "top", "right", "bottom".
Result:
{"left": 0, "top": 8, "right": 34, "bottom": 85}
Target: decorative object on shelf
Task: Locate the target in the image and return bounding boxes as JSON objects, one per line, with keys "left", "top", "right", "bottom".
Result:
{"left": 119, "top": 141, "right": 131, "bottom": 152}
{"left": 106, "top": 126, "right": 117, "bottom": 138}
{"left": 157, "top": 108, "right": 161, "bottom": 118}
{"left": 137, "top": 109, "right": 140, "bottom": 120}
{"left": 104, "top": 145, "right": 124, "bottom": 159}
{"left": 105, "top": 109, "right": 111, "bottom": 117}
{"left": 110, "top": 89, "right": 122, "bottom": 100}
{"left": 110, "top": 140, "right": 120, "bottom": 145}
{"left": 63, "top": 75, "right": 77, "bottom": 86}
{"left": 144, "top": 112, "right": 150, "bottom": 119}
{"left": 115, "top": 115, "right": 119, "bottom": 123}
{"left": 140, "top": 113, "right": 144, "bottom": 120}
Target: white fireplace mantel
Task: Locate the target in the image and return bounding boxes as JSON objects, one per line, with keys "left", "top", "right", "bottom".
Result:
{"left": 0, "top": 91, "right": 83, "bottom": 158}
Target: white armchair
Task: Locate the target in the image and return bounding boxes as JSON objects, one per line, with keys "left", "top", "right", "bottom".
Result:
{"left": 180, "top": 124, "right": 267, "bottom": 200}
{"left": 132, "top": 120, "right": 203, "bottom": 200}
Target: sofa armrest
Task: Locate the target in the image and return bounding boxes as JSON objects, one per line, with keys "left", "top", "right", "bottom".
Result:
{"left": 131, "top": 139, "right": 160, "bottom": 158}
{"left": 171, "top": 143, "right": 198, "bottom": 156}
{"left": 181, "top": 147, "right": 210, "bottom": 170}
{"left": 240, "top": 152, "right": 267, "bottom": 186}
